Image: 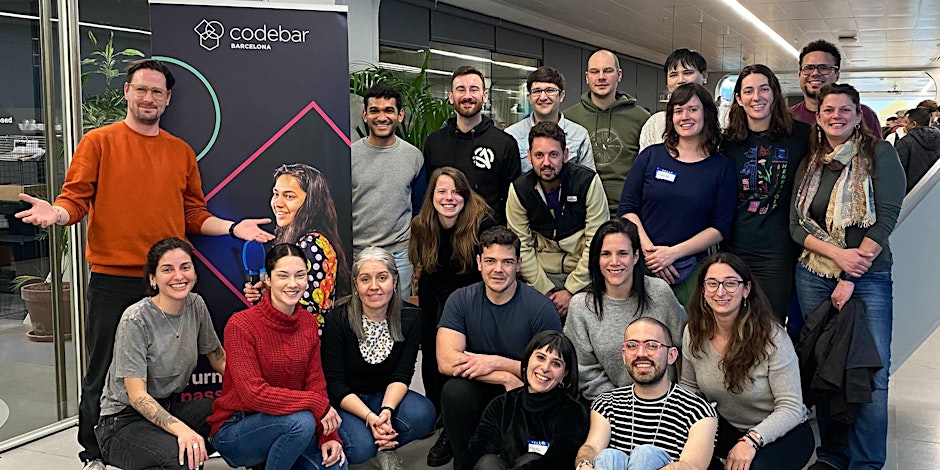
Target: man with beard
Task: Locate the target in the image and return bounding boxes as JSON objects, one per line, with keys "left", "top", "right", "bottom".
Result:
{"left": 423, "top": 66, "right": 521, "bottom": 223}
{"left": 435, "top": 226, "right": 562, "bottom": 468}
{"left": 507, "top": 66, "right": 595, "bottom": 173}
{"left": 574, "top": 318, "right": 717, "bottom": 470}
{"left": 351, "top": 83, "right": 425, "bottom": 296}
{"left": 565, "top": 50, "right": 650, "bottom": 217}
{"left": 506, "top": 121, "right": 608, "bottom": 318}
{"left": 15, "top": 59, "right": 273, "bottom": 470}
{"left": 789, "top": 40, "right": 881, "bottom": 133}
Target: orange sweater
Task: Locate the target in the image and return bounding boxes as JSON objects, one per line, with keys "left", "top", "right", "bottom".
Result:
{"left": 56, "top": 121, "right": 213, "bottom": 276}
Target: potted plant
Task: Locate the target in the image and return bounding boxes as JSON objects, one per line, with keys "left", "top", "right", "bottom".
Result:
{"left": 349, "top": 51, "right": 453, "bottom": 151}
{"left": 12, "top": 31, "right": 142, "bottom": 341}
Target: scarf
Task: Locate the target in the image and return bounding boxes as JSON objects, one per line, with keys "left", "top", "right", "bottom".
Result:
{"left": 794, "top": 137, "right": 876, "bottom": 277}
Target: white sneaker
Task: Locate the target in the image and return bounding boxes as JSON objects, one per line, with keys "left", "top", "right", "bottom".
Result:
{"left": 375, "top": 450, "right": 403, "bottom": 470}
{"left": 82, "top": 460, "right": 106, "bottom": 470}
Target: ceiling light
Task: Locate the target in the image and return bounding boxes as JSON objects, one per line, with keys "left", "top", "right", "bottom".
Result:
{"left": 718, "top": 0, "right": 799, "bottom": 59}
{"left": 429, "top": 48, "right": 537, "bottom": 72}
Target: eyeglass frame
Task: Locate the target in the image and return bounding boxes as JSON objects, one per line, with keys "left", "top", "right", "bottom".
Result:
{"left": 703, "top": 278, "right": 746, "bottom": 293}
{"left": 798, "top": 64, "right": 839, "bottom": 76}
{"left": 528, "top": 87, "right": 562, "bottom": 97}
{"left": 127, "top": 83, "right": 170, "bottom": 101}
{"left": 622, "top": 339, "right": 673, "bottom": 352}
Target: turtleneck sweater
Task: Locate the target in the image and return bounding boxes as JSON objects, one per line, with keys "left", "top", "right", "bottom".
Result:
{"left": 208, "top": 294, "right": 339, "bottom": 446}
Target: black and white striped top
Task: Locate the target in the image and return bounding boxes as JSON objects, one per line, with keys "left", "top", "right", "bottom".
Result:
{"left": 592, "top": 383, "right": 716, "bottom": 461}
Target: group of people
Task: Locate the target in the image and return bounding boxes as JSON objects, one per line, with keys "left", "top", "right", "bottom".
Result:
{"left": 12, "top": 34, "right": 909, "bottom": 470}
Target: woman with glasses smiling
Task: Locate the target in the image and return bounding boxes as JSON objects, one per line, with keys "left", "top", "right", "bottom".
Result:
{"left": 680, "top": 252, "right": 813, "bottom": 470}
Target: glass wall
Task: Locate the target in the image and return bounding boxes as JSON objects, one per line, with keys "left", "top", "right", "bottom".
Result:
{"left": 379, "top": 42, "right": 538, "bottom": 127}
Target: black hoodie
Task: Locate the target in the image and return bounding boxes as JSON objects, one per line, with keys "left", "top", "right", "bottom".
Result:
{"left": 423, "top": 115, "right": 521, "bottom": 223}
{"left": 896, "top": 125, "right": 940, "bottom": 193}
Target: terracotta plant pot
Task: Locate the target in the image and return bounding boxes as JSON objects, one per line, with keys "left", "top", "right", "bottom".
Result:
{"left": 20, "top": 282, "right": 72, "bottom": 342}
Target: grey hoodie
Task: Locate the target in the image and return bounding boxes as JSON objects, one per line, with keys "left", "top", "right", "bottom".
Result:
{"left": 565, "top": 91, "right": 650, "bottom": 216}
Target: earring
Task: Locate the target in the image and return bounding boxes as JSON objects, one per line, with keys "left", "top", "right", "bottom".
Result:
{"left": 743, "top": 297, "right": 748, "bottom": 311}
{"left": 816, "top": 124, "right": 823, "bottom": 144}
{"left": 855, "top": 123, "right": 860, "bottom": 131}
{"left": 558, "top": 381, "right": 565, "bottom": 389}
{"left": 150, "top": 283, "right": 156, "bottom": 289}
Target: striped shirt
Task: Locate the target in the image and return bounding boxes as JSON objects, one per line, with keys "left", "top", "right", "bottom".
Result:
{"left": 592, "top": 383, "right": 716, "bottom": 461}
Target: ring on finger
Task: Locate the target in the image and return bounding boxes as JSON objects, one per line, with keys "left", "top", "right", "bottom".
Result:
{"left": 193, "top": 443, "right": 199, "bottom": 448}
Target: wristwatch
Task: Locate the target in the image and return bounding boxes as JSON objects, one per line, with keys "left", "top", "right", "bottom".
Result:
{"left": 576, "top": 459, "right": 594, "bottom": 470}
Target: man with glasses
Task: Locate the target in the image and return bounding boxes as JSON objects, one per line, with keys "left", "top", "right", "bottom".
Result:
{"left": 423, "top": 66, "right": 521, "bottom": 224}
{"left": 790, "top": 40, "right": 881, "bottom": 133}
{"left": 566, "top": 50, "right": 650, "bottom": 217}
{"left": 507, "top": 66, "right": 595, "bottom": 173}
{"left": 15, "top": 59, "right": 274, "bottom": 470}
{"left": 575, "top": 317, "right": 717, "bottom": 470}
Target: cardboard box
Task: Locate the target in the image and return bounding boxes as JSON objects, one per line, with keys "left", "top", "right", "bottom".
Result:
{"left": 0, "top": 184, "right": 46, "bottom": 202}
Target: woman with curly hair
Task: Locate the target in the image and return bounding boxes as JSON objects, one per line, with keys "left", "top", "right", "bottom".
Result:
{"left": 618, "top": 83, "right": 736, "bottom": 307}
{"left": 681, "top": 252, "right": 813, "bottom": 470}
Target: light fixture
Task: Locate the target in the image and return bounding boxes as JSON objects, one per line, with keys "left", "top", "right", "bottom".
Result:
{"left": 718, "top": 0, "right": 799, "bottom": 59}
{"left": 429, "top": 48, "right": 537, "bottom": 72}
{"left": 378, "top": 62, "right": 452, "bottom": 77}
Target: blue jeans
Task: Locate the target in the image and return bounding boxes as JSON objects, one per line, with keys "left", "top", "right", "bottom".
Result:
{"left": 795, "top": 265, "right": 892, "bottom": 469}
{"left": 210, "top": 411, "right": 348, "bottom": 470}
{"left": 392, "top": 248, "right": 414, "bottom": 298}
{"left": 593, "top": 445, "right": 673, "bottom": 470}
{"left": 336, "top": 390, "right": 435, "bottom": 464}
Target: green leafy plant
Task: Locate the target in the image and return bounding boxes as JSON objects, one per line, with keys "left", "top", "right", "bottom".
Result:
{"left": 350, "top": 51, "right": 453, "bottom": 151}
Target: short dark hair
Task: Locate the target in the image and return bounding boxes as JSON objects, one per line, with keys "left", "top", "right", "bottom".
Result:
{"left": 664, "top": 83, "right": 721, "bottom": 157}
{"left": 664, "top": 48, "right": 707, "bottom": 75}
{"left": 264, "top": 243, "right": 307, "bottom": 277}
{"left": 527, "top": 66, "right": 566, "bottom": 92}
{"left": 452, "top": 66, "right": 486, "bottom": 88}
{"left": 907, "top": 107, "right": 931, "bottom": 127}
{"left": 144, "top": 237, "right": 194, "bottom": 295}
{"left": 127, "top": 59, "right": 176, "bottom": 90}
{"left": 799, "top": 40, "right": 841, "bottom": 67}
{"left": 479, "top": 226, "right": 521, "bottom": 259}
{"left": 625, "top": 317, "right": 674, "bottom": 346}
{"left": 521, "top": 330, "right": 580, "bottom": 398}
{"left": 363, "top": 83, "right": 403, "bottom": 112}
{"left": 917, "top": 99, "right": 938, "bottom": 113}
{"left": 886, "top": 116, "right": 897, "bottom": 123}
{"left": 528, "top": 120, "right": 566, "bottom": 150}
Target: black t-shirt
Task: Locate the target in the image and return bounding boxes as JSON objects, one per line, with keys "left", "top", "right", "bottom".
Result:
{"left": 721, "top": 121, "right": 810, "bottom": 259}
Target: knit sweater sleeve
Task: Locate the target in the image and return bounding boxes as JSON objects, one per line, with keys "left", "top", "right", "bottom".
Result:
{"left": 320, "top": 309, "right": 354, "bottom": 405}
{"left": 181, "top": 145, "right": 212, "bottom": 234}
{"left": 752, "top": 328, "right": 809, "bottom": 444}
{"left": 389, "top": 307, "right": 422, "bottom": 385}
{"left": 55, "top": 130, "right": 101, "bottom": 222}
{"left": 563, "top": 293, "right": 615, "bottom": 401}
{"left": 223, "top": 316, "right": 331, "bottom": 420}
{"left": 678, "top": 325, "right": 702, "bottom": 396}
{"left": 862, "top": 140, "right": 905, "bottom": 248}
{"left": 461, "top": 394, "right": 506, "bottom": 470}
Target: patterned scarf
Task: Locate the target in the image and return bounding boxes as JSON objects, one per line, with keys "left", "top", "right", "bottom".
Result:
{"left": 794, "top": 137, "right": 876, "bottom": 277}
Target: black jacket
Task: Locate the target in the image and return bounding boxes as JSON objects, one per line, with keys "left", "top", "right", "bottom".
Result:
{"left": 423, "top": 115, "right": 521, "bottom": 223}
{"left": 895, "top": 125, "right": 940, "bottom": 193}
{"left": 797, "top": 297, "right": 883, "bottom": 446}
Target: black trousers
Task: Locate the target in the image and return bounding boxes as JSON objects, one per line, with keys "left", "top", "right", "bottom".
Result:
{"left": 473, "top": 453, "right": 540, "bottom": 470}
{"left": 78, "top": 273, "right": 145, "bottom": 462}
{"left": 440, "top": 378, "right": 504, "bottom": 470}
{"left": 96, "top": 397, "right": 215, "bottom": 470}
{"left": 737, "top": 253, "right": 796, "bottom": 325}
{"left": 709, "top": 414, "right": 815, "bottom": 470}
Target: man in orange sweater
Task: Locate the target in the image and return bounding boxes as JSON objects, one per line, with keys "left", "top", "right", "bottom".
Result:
{"left": 15, "top": 59, "right": 274, "bottom": 470}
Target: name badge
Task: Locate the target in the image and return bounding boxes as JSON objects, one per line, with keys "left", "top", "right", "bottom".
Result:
{"left": 655, "top": 167, "right": 677, "bottom": 183}
{"left": 527, "top": 440, "right": 550, "bottom": 455}
{"left": 566, "top": 195, "right": 578, "bottom": 202}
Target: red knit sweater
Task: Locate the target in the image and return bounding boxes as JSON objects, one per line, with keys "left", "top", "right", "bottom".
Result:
{"left": 208, "top": 294, "right": 339, "bottom": 445}
{"left": 55, "top": 121, "right": 212, "bottom": 276}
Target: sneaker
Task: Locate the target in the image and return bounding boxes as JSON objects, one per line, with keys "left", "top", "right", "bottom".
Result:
{"left": 426, "top": 430, "right": 453, "bottom": 467}
{"left": 375, "top": 450, "right": 403, "bottom": 470}
{"left": 82, "top": 460, "right": 106, "bottom": 470}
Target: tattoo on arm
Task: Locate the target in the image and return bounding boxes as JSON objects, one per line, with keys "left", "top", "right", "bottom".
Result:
{"left": 131, "top": 396, "right": 180, "bottom": 429}
{"left": 211, "top": 346, "right": 225, "bottom": 363}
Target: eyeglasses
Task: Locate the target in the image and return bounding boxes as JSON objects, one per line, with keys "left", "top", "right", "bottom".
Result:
{"left": 529, "top": 88, "right": 561, "bottom": 97}
{"left": 129, "top": 84, "right": 169, "bottom": 101}
{"left": 623, "top": 340, "right": 672, "bottom": 352}
{"left": 799, "top": 64, "right": 839, "bottom": 76}
{"left": 703, "top": 279, "right": 745, "bottom": 293}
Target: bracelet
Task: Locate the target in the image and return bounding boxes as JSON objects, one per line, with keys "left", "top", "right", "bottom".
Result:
{"left": 743, "top": 433, "right": 761, "bottom": 449}
{"left": 53, "top": 205, "right": 67, "bottom": 225}
{"left": 228, "top": 221, "right": 239, "bottom": 239}
{"left": 576, "top": 459, "right": 594, "bottom": 470}
{"left": 380, "top": 405, "right": 396, "bottom": 416}
{"left": 738, "top": 437, "right": 759, "bottom": 450}
{"left": 747, "top": 429, "right": 764, "bottom": 447}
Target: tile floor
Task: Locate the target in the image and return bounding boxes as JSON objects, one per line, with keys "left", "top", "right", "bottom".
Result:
{"left": 3, "top": 326, "right": 940, "bottom": 470}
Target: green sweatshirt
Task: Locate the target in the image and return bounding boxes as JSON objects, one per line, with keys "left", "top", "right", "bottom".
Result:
{"left": 564, "top": 91, "right": 650, "bottom": 216}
